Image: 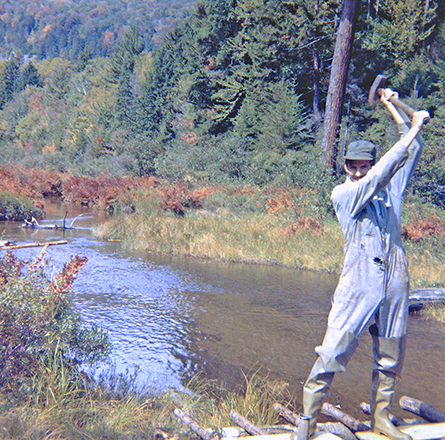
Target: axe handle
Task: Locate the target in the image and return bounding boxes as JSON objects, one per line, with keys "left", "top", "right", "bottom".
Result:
{"left": 377, "top": 87, "right": 415, "bottom": 117}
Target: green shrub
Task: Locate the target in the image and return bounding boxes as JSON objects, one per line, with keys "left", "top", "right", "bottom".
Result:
{"left": 0, "top": 252, "right": 110, "bottom": 403}
{"left": 0, "top": 191, "right": 44, "bottom": 221}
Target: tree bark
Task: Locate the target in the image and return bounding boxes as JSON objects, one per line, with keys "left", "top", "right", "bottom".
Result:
{"left": 321, "top": 0, "right": 361, "bottom": 172}
{"left": 312, "top": 0, "right": 321, "bottom": 120}
{"left": 399, "top": 396, "right": 445, "bottom": 423}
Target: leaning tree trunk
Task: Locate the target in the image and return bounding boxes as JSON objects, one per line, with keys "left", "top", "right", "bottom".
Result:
{"left": 321, "top": 0, "right": 361, "bottom": 173}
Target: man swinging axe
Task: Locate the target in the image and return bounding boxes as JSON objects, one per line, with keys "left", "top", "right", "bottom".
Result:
{"left": 301, "top": 75, "right": 430, "bottom": 440}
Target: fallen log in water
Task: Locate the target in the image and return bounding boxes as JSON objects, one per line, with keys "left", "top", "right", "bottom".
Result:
{"left": 400, "top": 396, "right": 445, "bottom": 423}
{"left": 0, "top": 240, "right": 68, "bottom": 250}
{"left": 21, "top": 212, "right": 83, "bottom": 230}
{"left": 409, "top": 289, "right": 445, "bottom": 312}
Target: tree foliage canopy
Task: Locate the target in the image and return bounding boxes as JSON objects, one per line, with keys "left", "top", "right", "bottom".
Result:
{"left": 1, "top": 0, "right": 445, "bottom": 202}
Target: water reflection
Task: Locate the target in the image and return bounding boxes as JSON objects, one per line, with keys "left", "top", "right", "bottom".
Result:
{"left": 1, "top": 202, "right": 444, "bottom": 417}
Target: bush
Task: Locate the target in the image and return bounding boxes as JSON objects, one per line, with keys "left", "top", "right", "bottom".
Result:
{"left": 0, "top": 252, "right": 110, "bottom": 403}
{"left": 0, "top": 191, "right": 44, "bottom": 221}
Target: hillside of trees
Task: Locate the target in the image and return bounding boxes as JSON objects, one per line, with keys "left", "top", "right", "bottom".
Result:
{"left": 0, "top": 0, "right": 195, "bottom": 60}
{"left": 1, "top": 0, "right": 445, "bottom": 207}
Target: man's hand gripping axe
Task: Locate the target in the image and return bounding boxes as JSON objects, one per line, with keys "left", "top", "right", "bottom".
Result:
{"left": 369, "top": 74, "right": 430, "bottom": 123}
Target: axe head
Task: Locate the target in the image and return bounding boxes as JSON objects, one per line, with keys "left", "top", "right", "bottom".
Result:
{"left": 369, "top": 74, "right": 387, "bottom": 107}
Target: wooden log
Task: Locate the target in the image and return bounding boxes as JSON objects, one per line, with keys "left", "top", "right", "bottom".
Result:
{"left": 273, "top": 403, "right": 301, "bottom": 427}
{"left": 230, "top": 410, "right": 267, "bottom": 436}
{"left": 1, "top": 240, "right": 68, "bottom": 250}
{"left": 399, "top": 396, "right": 445, "bottom": 423}
{"left": 220, "top": 432, "right": 343, "bottom": 440}
{"left": 321, "top": 403, "right": 370, "bottom": 432}
{"left": 174, "top": 408, "right": 217, "bottom": 440}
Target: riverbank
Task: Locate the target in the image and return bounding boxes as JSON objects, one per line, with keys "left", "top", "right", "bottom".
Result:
{"left": 94, "top": 204, "right": 445, "bottom": 290}
{"left": 2, "top": 165, "right": 444, "bottom": 290}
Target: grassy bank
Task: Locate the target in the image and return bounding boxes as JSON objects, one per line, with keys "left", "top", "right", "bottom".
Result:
{"left": 0, "top": 370, "right": 296, "bottom": 440}
{"left": 95, "top": 209, "right": 344, "bottom": 272}
{"left": 1, "top": 164, "right": 443, "bottom": 287}
{"left": 94, "top": 194, "right": 445, "bottom": 289}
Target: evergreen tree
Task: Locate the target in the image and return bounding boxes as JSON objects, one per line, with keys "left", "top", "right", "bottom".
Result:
{"left": 360, "top": 0, "right": 438, "bottom": 76}
{"left": 0, "top": 56, "right": 20, "bottom": 110}
{"left": 109, "top": 26, "right": 145, "bottom": 132}
{"left": 17, "top": 61, "right": 42, "bottom": 91}
{"left": 136, "top": 0, "right": 334, "bottom": 180}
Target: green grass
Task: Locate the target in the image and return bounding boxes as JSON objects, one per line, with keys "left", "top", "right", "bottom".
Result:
{"left": 0, "top": 369, "right": 297, "bottom": 440}
{"left": 94, "top": 205, "right": 445, "bottom": 289}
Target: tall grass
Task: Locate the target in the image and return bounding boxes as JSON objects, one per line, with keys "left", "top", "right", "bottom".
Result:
{"left": 95, "top": 209, "right": 344, "bottom": 272}
{"left": 94, "top": 206, "right": 445, "bottom": 289}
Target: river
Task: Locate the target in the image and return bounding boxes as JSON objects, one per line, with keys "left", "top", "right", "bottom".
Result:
{"left": 1, "top": 200, "right": 444, "bottom": 418}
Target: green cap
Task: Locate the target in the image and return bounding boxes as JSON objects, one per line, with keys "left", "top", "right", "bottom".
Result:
{"left": 344, "top": 140, "right": 376, "bottom": 161}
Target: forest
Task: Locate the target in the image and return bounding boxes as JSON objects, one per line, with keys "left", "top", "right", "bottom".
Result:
{"left": 1, "top": 0, "right": 445, "bottom": 208}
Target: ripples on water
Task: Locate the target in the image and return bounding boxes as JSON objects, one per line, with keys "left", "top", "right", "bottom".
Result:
{"left": 1, "top": 202, "right": 444, "bottom": 417}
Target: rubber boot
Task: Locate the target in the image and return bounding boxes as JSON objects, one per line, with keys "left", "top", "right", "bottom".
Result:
{"left": 303, "top": 327, "right": 359, "bottom": 437}
{"left": 369, "top": 325, "right": 412, "bottom": 440}
{"left": 303, "top": 367, "right": 335, "bottom": 437}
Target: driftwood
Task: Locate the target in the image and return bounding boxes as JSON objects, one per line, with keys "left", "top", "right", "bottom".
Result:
{"left": 0, "top": 240, "right": 68, "bottom": 250}
{"left": 400, "top": 396, "right": 445, "bottom": 423}
{"left": 230, "top": 410, "right": 267, "bottom": 436}
{"left": 21, "top": 212, "right": 83, "bottom": 230}
{"left": 321, "top": 402, "right": 370, "bottom": 432}
{"left": 174, "top": 408, "right": 217, "bottom": 440}
{"left": 273, "top": 403, "right": 301, "bottom": 427}
{"left": 356, "top": 422, "right": 445, "bottom": 440}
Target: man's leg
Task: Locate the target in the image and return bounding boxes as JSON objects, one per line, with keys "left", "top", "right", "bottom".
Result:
{"left": 369, "top": 324, "right": 412, "bottom": 440}
{"left": 303, "top": 326, "right": 359, "bottom": 436}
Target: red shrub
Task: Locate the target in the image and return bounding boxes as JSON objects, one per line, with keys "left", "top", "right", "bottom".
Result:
{"left": 402, "top": 213, "right": 445, "bottom": 243}
{"left": 278, "top": 216, "right": 324, "bottom": 238}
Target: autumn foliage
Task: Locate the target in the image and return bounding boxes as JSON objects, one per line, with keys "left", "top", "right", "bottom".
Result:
{"left": 402, "top": 213, "right": 445, "bottom": 243}
{"left": 158, "top": 182, "right": 220, "bottom": 215}
{"left": 278, "top": 217, "right": 325, "bottom": 238}
{"left": 0, "top": 166, "right": 62, "bottom": 210}
{"left": 61, "top": 175, "right": 160, "bottom": 211}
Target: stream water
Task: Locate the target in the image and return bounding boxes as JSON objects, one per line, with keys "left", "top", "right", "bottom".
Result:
{"left": 1, "top": 200, "right": 444, "bottom": 418}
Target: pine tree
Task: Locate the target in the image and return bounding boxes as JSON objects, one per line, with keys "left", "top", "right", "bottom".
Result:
{"left": 362, "top": 0, "right": 438, "bottom": 72}
{"left": 109, "top": 26, "right": 145, "bottom": 131}
{"left": 17, "top": 61, "right": 42, "bottom": 91}
{"left": 0, "top": 56, "right": 20, "bottom": 110}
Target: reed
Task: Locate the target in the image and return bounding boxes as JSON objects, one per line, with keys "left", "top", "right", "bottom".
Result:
{"left": 95, "top": 206, "right": 445, "bottom": 289}
{"left": 95, "top": 210, "right": 345, "bottom": 273}
{"left": 0, "top": 368, "right": 296, "bottom": 440}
